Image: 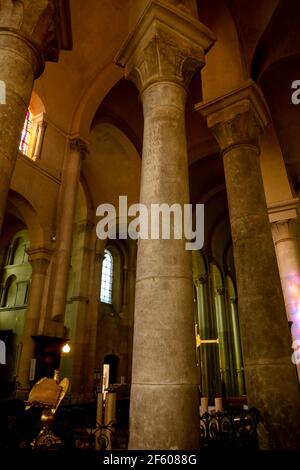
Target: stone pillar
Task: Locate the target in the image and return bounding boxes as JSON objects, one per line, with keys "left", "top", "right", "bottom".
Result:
{"left": 0, "top": 1, "right": 71, "bottom": 234}
{"left": 17, "top": 248, "right": 52, "bottom": 392}
{"left": 85, "top": 250, "right": 103, "bottom": 391}
{"left": 121, "top": 265, "right": 128, "bottom": 313}
{"left": 116, "top": 0, "right": 215, "bottom": 449}
{"left": 126, "top": 243, "right": 137, "bottom": 384}
{"left": 271, "top": 215, "right": 300, "bottom": 381}
{"left": 197, "top": 80, "right": 300, "bottom": 449}
{"left": 51, "top": 137, "right": 88, "bottom": 321}
{"left": 68, "top": 220, "right": 95, "bottom": 402}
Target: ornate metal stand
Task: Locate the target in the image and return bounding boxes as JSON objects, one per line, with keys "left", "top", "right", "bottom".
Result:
{"left": 24, "top": 370, "right": 69, "bottom": 450}
{"left": 31, "top": 408, "right": 63, "bottom": 450}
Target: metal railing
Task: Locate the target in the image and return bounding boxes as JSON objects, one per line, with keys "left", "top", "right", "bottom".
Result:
{"left": 199, "top": 408, "right": 260, "bottom": 449}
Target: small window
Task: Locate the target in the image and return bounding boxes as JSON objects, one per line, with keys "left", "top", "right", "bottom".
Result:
{"left": 19, "top": 110, "right": 33, "bottom": 156}
{"left": 100, "top": 250, "right": 113, "bottom": 304}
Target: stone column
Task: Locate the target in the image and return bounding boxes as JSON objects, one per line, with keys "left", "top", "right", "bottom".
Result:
{"left": 0, "top": 1, "right": 71, "bottom": 234}
{"left": 68, "top": 220, "right": 95, "bottom": 402}
{"left": 17, "top": 248, "right": 52, "bottom": 392}
{"left": 85, "top": 251, "right": 103, "bottom": 392}
{"left": 271, "top": 215, "right": 300, "bottom": 381}
{"left": 197, "top": 80, "right": 300, "bottom": 449}
{"left": 126, "top": 243, "right": 137, "bottom": 384}
{"left": 121, "top": 265, "right": 128, "bottom": 313}
{"left": 51, "top": 137, "right": 88, "bottom": 321}
{"left": 116, "top": 0, "right": 215, "bottom": 449}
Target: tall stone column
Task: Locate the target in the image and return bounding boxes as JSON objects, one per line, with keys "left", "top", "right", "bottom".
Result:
{"left": 17, "top": 248, "right": 52, "bottom": 393}
{"left": 51, "top": 138, "right": 88, "bottom": 321}
{"left": 0, "top": 0, "right": 71, "bottom": 234}
{"left": 68, "top": 220, "right": 95, "bottom": 402}
{"left": 116, "top": 0, "right": 215, "bottom": 449}
{"left": 197, "top": 80, "right": 300, "bottom": 449}
{"left": 271, "top": 215, "right": 300, "bottom": 381}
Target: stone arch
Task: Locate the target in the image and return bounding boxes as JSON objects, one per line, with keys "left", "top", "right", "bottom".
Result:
{"left": 1, "top": 274, "right": 17, "bottom": 308}
{"left": 70, "top": 63, "right": 124, "bottom": 139}
{"left": 7, "top": 191, "right": 47, "bottom": 249}
{"left": 199, "top": 0, "right": 246, "bottom": 101}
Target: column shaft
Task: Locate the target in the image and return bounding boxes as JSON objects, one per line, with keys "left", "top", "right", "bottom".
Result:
{"left": 223, "top": 140, "right": 300, "bottom": 448}
{"left": 272, "top": 219, "right": 300, "bottom": 381}
{"left": 17, "top": 249, "right": 51, "bottom": 392}
{"left": 0, "top": 2, "right": 69, "bottom": 234}
{"left": 130, "top": 82, "right": 199, "bottom": 449}
{"left": 0, "top": 32, "right": 38, "bottom": 232}
{"left": 197, "top": 81, "right": 300, "bottom": 449}
{"left": 68, "top": 221, "right": 95, "bottom": 402}
{"left": 51, "top": 138, "right": 88, "bottom": 321}
{"left": 115, "top": 0, "right": 215, "bottom": 449}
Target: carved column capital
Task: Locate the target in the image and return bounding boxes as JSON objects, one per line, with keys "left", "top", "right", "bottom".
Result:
{"left": 115, "top": 0, "right": 215, "bottom": 93}
{"left": 69, "top": 136, "right": 89, "bottom": 160}
{"left": 196, "top": 80, "right": 270, "bottom": 155}
{"left": 0, "top": 0, "right": 72, "bottom": 77}
{"left": 26, "top": 247, "right": 52, "bottom": 275}
{"left": 271, "top": 218, "right": 299, "bottom": 245}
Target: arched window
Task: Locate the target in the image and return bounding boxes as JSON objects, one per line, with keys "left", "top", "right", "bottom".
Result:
{"left": 19, "top": 93, "right": 47, "bottom": 160}
{"left": 2, "top": 275, "right": 17, "bottom": 308}
{"left": 100, "top": 249, "right": 113, "bottom": 304}
{"left": 19, "top": 110, "right": 33, "bottom": 156}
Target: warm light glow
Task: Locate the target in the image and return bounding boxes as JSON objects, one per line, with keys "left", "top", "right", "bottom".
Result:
{"left": 100, "top": 249, "right": 113, "bottom": 304}
{"left": 19, "top": 110, "right": 33, "bottom": 155}
{"left": 62, "top": 343, "right": 71, "bottom": 354}
{"left": 286, "top": 274, "right": 300, "bottom": 342}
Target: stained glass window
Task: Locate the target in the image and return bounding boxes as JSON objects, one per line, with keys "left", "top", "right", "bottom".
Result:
{"left": 100, "top": 249, "right": 113, "bottom": 304}
{"left": 19, "top": 110, "right": 32, "bottom": 156}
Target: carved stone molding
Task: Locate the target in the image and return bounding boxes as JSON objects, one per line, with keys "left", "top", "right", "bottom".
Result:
{"left": 115, "top": 0, "right": 215, "bottom": 93}
{"left": 268, "top": 197, "right": 299, "bottom": 224}
{"left": 196, "top": 80, "right": 270, "bottom": 154}
{"left": 69, "top": 137, "right": 89, "bottom": 160}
